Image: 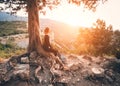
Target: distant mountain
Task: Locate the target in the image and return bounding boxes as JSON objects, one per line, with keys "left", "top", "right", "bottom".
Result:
{"left": 0, "top": 12, "right": 27, "bottom": 21}
{"left": 0, "top": 12, "right": 79, "bottom": 46}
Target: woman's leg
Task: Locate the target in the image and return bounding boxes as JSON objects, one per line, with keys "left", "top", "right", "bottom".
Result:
{"left": 49, "top": 48, "right": 58, "bottom": 56}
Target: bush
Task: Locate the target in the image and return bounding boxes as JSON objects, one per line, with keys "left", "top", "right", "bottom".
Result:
{"left": 75, "top": 19, "right": 113, "bottom": 56}
{"left": 0, "top": 42, "right": 26, "bottom": 59}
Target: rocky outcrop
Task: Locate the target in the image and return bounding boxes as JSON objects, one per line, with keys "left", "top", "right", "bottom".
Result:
{"left": 0, "top": 52, "right": 120, "bottom": 86}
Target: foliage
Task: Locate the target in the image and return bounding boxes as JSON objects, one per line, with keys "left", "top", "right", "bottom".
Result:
{"left": 111, "top": 30, "right": 120, "bottom": 54}
{"left": 0, "top": 21, "right": 27, "bottom": 37}
{"left": 75, "top": 28, "right": 93, "bottom": 54}
{"left": 75, "top": 19, "right": 114, "bottom": 56}
{"left": 0, "top": 0, "right": 107, "bottom": 14}
{"left": 91, "top": 19, "right": 113, "bottom": 56}
{"left": 0, "top": 39, "right": 26, "bottom": 59}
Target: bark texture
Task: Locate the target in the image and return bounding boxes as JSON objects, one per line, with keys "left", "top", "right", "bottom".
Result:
{"left": 27, "top": 0, "right": 49, "bottom": 56}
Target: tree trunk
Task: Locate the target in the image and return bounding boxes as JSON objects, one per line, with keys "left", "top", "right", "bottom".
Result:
{"left": 27, "top": 0, "right": 49, "bottom": 56}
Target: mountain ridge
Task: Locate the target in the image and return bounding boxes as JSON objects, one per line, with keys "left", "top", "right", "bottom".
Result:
{"left": 0, "top": 12, "right": 27, "bottom": 21}
{"left": 0, "top": 12, "right": 78, "bottom": 46}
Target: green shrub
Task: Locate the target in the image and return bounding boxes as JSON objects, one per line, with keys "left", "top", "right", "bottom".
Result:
{"left": 0, "top": 42, "right": 26, "bottom": 59}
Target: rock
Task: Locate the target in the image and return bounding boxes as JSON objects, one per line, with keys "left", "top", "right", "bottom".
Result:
{"left": 0, "top": 54, "right": 30, "bottom": 85}
{"left": 104, "top": 60, "right": 120, "bottom": 73}
{"left": 1, "top": 52, "right": 120, "bottom": 86}
{"left": 29, "top": 51, "right": 38, "bottom": 59}
{"left": 105, "top": 75, "right": 114, "bottom": 83}
{"left": 48, "top": 84, "right": 53, "bottom": 86}
{"left": 77, "top": 78, "right": 80, "bottom": 82}
{"left": 69, "top": 64, "right": 80, "bottom": 71}
{"left": 91, "top": 67, "right": 104, "bottom": 74}
{"left": 0, "top": 63, "right": 8, "bottom": 74}
{"left": 16, "top": 72, "right": 29, "bottom": 80}
{"left": 0, "top": 60, "right": 14, "bottom": 83}
{"left": 8, "top": 56, "right": 18, "bottom": 68}
{"left": 82, "top": 55, "right": 92, "bottom": 62}
{"left": 50, "top": 69, "right": 64, "bottom": 76}
{"left": 60, "top": 54, "right": 67, "bottom": 64}
{"left": 53, "top": 82, "right": 68, "bottom": 86}
{"left": 115, "top": 51, "right": 120, "bottom": 59}
{"left": 21, "top": 57, "right": 29, "bottom": 63}
{"left": 68, "top": 54, "right": 78, "bottom": 59}
{"left": 14, "top": 64, "right": 29, "bottom": 77}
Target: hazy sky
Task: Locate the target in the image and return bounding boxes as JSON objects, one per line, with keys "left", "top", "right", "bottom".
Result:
{"left": 95, "top": 0, "right": 120, "bottom": 30}
{"left": 1, "top": 0, "right": 120, "bottom": 30}
{"left": 41, "top": 0, "right": 120, "bottom": 30}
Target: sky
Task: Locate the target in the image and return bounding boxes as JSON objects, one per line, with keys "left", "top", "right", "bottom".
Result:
{"left": 1, "top": 0, "right": 120, "bottom": 30}
{"left": 94, "top": 0, "right": 120, "bottom": 30}
{"left": 40, "top": 0, "right": 120, "bottom": 30}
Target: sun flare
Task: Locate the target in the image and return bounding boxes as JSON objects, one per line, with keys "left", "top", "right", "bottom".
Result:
{"left": 15, "top": 2, "right": 97, "bottom": 27}
{"left": 43, "top": 3, "right": 97, "bottom": 27}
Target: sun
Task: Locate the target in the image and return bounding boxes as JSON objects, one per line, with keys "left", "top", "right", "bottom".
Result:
{"left": 15, "top": 2, "right": 97, "bottom": 27}
{"left": 43, "top": 3, "right": 96, "bottom": 27}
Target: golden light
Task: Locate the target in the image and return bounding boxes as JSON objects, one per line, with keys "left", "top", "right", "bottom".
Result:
{"left": 43, "top": 3, "right": 97, "bottom": 27}
{"left": 15, "top": 2, "right": 98, "bottom": 28}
